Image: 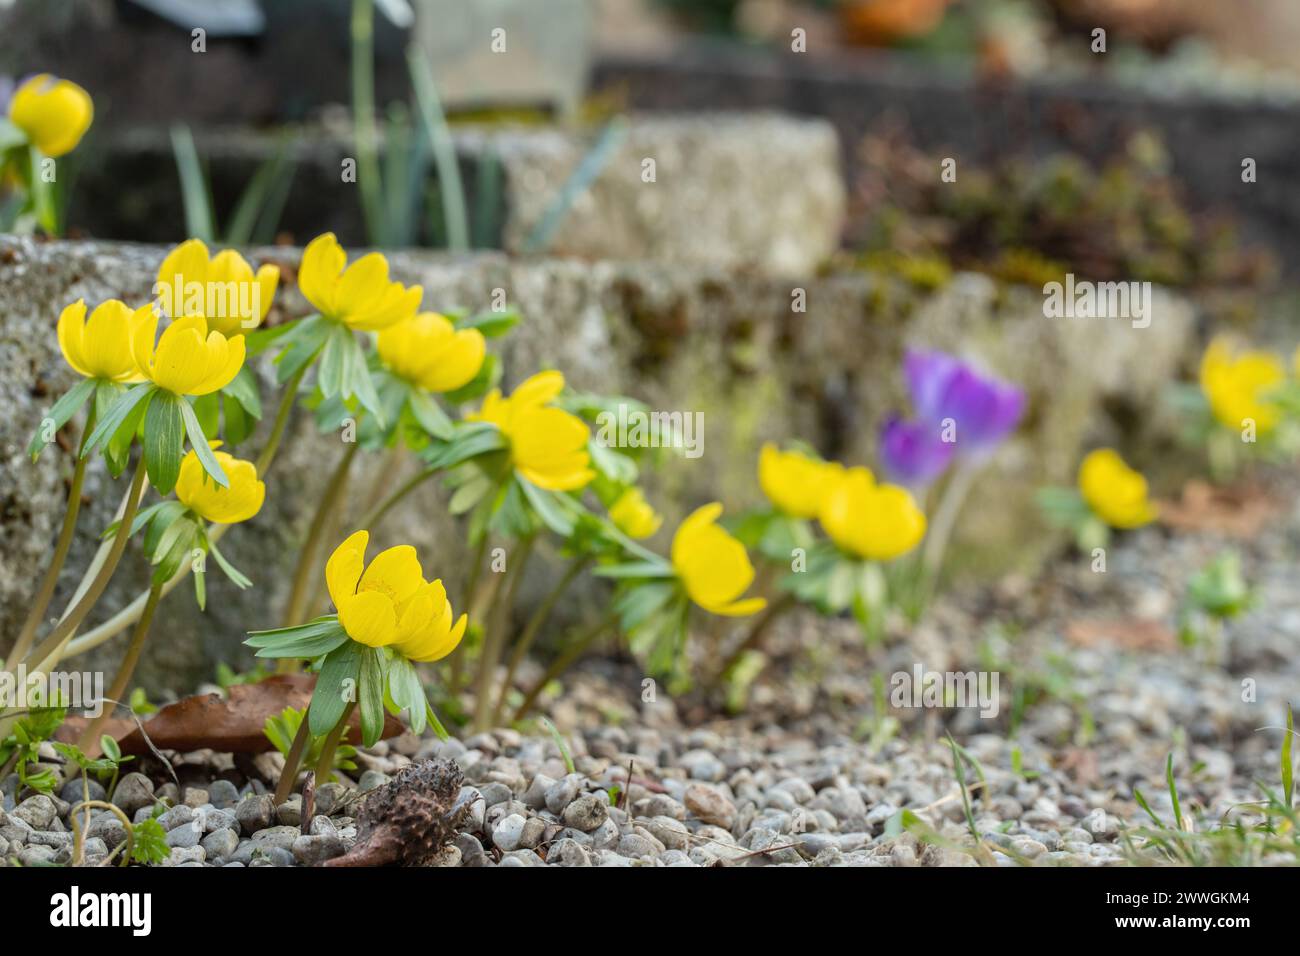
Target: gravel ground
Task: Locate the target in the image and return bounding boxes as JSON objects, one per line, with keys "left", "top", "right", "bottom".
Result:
{"left": 3, "top": 472, "right": 1297, "bottom": 867}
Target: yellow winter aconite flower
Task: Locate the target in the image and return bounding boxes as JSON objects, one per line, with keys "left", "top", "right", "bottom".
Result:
{"left": 671, "top": 503, "right": 766, "bottom": 617}
{"left": 325, "top": 530, "right": 467, "bottom": 662}
{"left": 297, "top": 232, "right": 421, "bottom": 331}
{"left": 175, "top": 443, "right": 265, "bottom": 524}
{"left": 1078, "top": 448, "right": 1157, "bottom": 530}
{"left": 131, "top": 311, "right": 245, "bottom": 397}
{"left": 1199, "top": 337, "right": 1285, "bottom": 435}
{"left": 56, "top": 299, "right": 147, "bottom": 383}
{"left": 377, "top": 312, "right": 486, "bottom": 393}
{"left": 469, "top": 370, "right": 595, "bottom": 492}
{"left": 758, "top": 443, "right": 842, "bottom": 519}
{"left": 155, "top": 239, "right": 279, "bottom": 337}
{"left": 8, "top": 73, "right": 93, "bottom": 157}
{"left": 609, "top": 487, "right": 662, "bottom": 539}
{"left": 819, "top": 467, "right": 926, "bottom": 561}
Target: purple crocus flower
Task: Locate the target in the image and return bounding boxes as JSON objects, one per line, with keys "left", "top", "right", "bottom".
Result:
{"left": 880, "top": 415, "right": 955, "bottom": 486}
{"left": 903, "top": 349, "right": 1025, "bottom": 456}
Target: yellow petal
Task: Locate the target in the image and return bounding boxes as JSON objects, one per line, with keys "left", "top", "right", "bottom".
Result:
{"left": 325, "top": 530, "right": 369, "bottom": 609}
{"left": 671, "top": 502, "right": 725, "bottom": 569}
{"left": 191, "top": 331, "right": 245, "bottom": 396}
{"left": 155, "top": 239, "right": 211, "bottom": 318}
{"left": 56, "top": 299, "right": 92, "bottom": 378}
{"left": 298, "top": 233, "right": 345, "bottom": 315}
{"left": 358, "top": 544, "right": 424, "bottom": 607}
{"left": 82, "top": 300, "right": 137, "bottom": 381}
{"left": 337, "top": 590, "right": 398, "bottom": 647}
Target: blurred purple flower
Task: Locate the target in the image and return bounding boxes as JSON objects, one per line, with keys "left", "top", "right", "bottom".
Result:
{"left": 903, "top": 349, "right": 1025, "bottom": 456}
{"left": 880, "top": 415, "right": 955, "bottom": 486}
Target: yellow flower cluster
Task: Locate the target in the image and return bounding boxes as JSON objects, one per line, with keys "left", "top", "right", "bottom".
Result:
{"left": 759, "top": 443, "right": 927, "bottom": 562}
{"left": 469, "top": 371, "right": 595, "bottom": 492}
{"left": 326, "top": 530, "right": 467, "bottom": 663}
{"left": 156, "top": 239, "right": 279, "bottom": 337}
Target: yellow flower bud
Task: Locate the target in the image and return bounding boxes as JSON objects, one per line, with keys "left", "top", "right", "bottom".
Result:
{"left": 175, "top": 444, "right": 265, "bottom": 525}
{"left": 324, "top": 530, "right": 467, "bottom": 661}
{"left": 758, "top": 443, "right": 842, "bottom": 518}
{"left": 56, "top": 298, "right": 146, "bottom": 383}
{"left": 609, "top": 487, "right": 662, "bottom": 539}
{"left": 376, "top": 312, "right": 486, "bottom": 393}
{"left": 8, "top": 73, "right": 93, "bottom": 157}
{"left": 670, "top": 503, "right": 766, "bottom": 617}
{"left": 297, "top": 233, "right": 421, "bottom": 331}
{"left": 468, "top": 371, "right": 595, "bottom": 492}
{"left": 819, "top": 467, "right": 926, "bottom": 561}
{"left": 1078, "top": 448, "right": 1157, "bottom": 530}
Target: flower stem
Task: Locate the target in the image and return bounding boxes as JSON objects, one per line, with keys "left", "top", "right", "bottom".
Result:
{"left": 75, "top": 579, "right": 163, "bottom": 751}
{"left": 472, "top": 535, "right": 535, "bottom": 732}
{"left": 448, "top": 531, "right": 491, "bottom": 695}
{"left": 512, "top": 613, "right": 615, "bottom": 723}
{"left": 61, "top": 366, "right": 305, "bottom": 659}
{"left": 282, "top": 442, "right": 359, "bottom": 628}
{"left": 356, "top": 466, "right": 435, "bottom": 531}
{"left": 256, "top": 364, "right": 309, "bottom": 477}
{"left": 9, "top": 413, "right": 94, "bottom": 667}
{"left": 21, "top": 455, "right": 148, "bottom": 674}
{"left": 274, "top": 715, "right": 315, "bottom": 806}
{"left": 709, "top": 592, "right": 798, "bottom": 689}
{"left": 314, "top": 700, "right": 357, "bottom": 784}
{"left": 912, "top": 459, "right": 981, "bottom": 614}
{"left": 491, "top": 555, "right": 589, "bottom": 727}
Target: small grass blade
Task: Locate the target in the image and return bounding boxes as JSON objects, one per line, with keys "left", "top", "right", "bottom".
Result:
{"left": 170, "top": 124, "right": 215, "bottom": 243}
{"left": 538, "top": 716, "right": 575, "bottom": 775}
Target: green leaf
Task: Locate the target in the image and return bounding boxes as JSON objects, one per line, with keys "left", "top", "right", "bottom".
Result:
{"left": 407, "top": 389, "right": 453, "bottom": 440}
{"left": 27, "top": 377, "right": 95, "bottom": 460}
{"left": 593, "top": 560, "right": 675, "bottom": 580}
{"left": 209, "top": 542, "right": 253, "bottom": 589}
{"left": 1166, "top": 753, "right": 1183, "bottom": 830}
{"left": 221, "top": 366, "right": 262, "bottom": 420}
{"left": 455, "top": 307, "right": 519, "bottom": 338}
{"left": 246, "top": 616, "right": 349, "bottom": 658}
{"left": 83, "top": 383, "right": 155, "bottom": 458}
{"left": 341, "top": 333, "right": 384, "bottom": 424}
{"left": 191, "top": 391, "right": 220, "bottom": 440}
{"left": 358, "top": 647, "right": 385, "bottom": 747}
{"left": 131, "top": 818, "right": 170, "bottom": 865}
{"left": 614, "top": 581, "right": 675, "bottom": 631}
{"left": 179, "top": 397, "right": 228, "bottom": 487}
{"left": 425, "top": 702, "right": 450, "bottom": 742}
{"left": 194, "top": 566, "right": 207, "bottom": 610}
{"left": 170, "top": 123, "right": 215, "bottom": 243}
{"left": 317, "top": 324, "right": 347, "bottom": 399}
{"left": 100, "top": 734, "right": 121, "bottom": 764}
{"left": 518, "top": 477, "right": 574, "bottom": 536}
{"left": 421, "top": 422, "right": 506, "bottom": 470}
{"left": 1283, "top": 704, "right": 1294, "bottom": 809}
{"left": 309, "top": 641, "right": 361, "bottom": 736}
{"left": 537, "top": 716, "right": 576, "bottom": 774}
{"left": 223, "top": 395, "right": 253, "bottom": 447}
{"left": 143, "top": 391, "right": 187, "bottom": 494}
{"left": 386, "top": 655, "right": 427, "bottom": 735}
{"left": 273, "top": 314, "right": 329, "bottom": 382}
